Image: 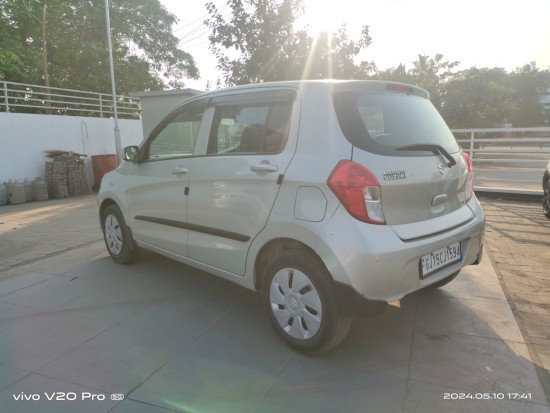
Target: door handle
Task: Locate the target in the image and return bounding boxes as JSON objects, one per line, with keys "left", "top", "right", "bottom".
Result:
{"left": 172, "top": 167, "right": 188, "bottom": 175}
{"left": 250, "top": 163, "right": 278, "bottom": 173}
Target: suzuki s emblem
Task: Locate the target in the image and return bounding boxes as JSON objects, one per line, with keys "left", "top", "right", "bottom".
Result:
{"left": 437, "top": 161, "right": 446, "bottom": 175}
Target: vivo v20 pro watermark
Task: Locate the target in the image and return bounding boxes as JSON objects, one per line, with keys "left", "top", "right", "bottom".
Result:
{"left": 13, "top": 392, "right": 124, "bottom": 402}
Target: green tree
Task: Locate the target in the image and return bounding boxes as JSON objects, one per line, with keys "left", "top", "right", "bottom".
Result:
{"left": 303, "top": 26, "right": 374, "bottom": 80}
{"left": 0, "top": 49, "right": 23, "bottom": 80}
{"left": 409, "top": 54, "right": 459, "bottom": 110}
{"left": 374, "top": 57, "right": 550, "bottom": 127}
{"left": 506, "top": 62, "right": 550, "bottom": 126}
{"left": 374, "top": 64, "right": 412, "bottom": 84}
{"left": 0, "top": 0, "right": 199, "bottom": 93}
{"left": 440, "top": 67, "right": 517, "bottom": 128}
{"left": 373, "top": 54, "right": 459, "bottom": 110}
{"left": 438, "top": 64, "right": 550, "bottom": 128}
{"left": 205, "top": 0, "right": 373, "bottom": 85}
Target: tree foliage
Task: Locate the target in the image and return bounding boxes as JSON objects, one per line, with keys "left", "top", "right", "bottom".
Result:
{"left": 0, "top": 0, "right": 199, "bottom": 93}
{"left": 440, "top": 68, "right": 517, "bottom": 128}
{"left": 205, "top": 0, "right": 374, "bottom": 86}
{"left": 205, "top": 1, "right": 548, "bottom": 127}
{"left": 506, "top": 63, "right": 550, "bottom": 126}
{"left": 436, "top": 64, "right": 550, "bottom": 128}
{"left": 375, "top": 57, "right": 550, "bottom": 127}
{"left": 375, "top": 54, "right": 460, "bottom": 111}
{"left": 2, "top": 0, "right": 548, "bottom": 127}
{"left": 205, "top": 0, "right": 550, "bottom": 129}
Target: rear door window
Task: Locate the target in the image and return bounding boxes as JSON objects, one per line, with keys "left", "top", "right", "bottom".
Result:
{"left": 206, "top": 91, "right": 294, "bottom": 155}
{"left": 333, "top": 91, "right": 460, "bottom": 156}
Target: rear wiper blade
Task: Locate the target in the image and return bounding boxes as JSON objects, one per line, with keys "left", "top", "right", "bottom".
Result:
{"left": 396, "top": 144, "right": 457, "bottom": 167}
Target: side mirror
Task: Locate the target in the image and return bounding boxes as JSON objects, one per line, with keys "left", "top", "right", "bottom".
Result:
{"left": 123, "top": 146, "right": 139, "bottom": 163}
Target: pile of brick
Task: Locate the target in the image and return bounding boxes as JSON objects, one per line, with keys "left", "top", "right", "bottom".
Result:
{"left": 45, "top": 155, "right": 91, "bottom": 199}
{"left": 66, "top": 157, "right": 91, "bottom": 196}
{"left": 45, "top": 160, "right": 69, "bottom": 198}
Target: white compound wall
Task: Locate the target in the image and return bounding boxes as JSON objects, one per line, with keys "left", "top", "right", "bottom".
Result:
{"left": 0, "top": 113, "right": 144, "bottom": 187}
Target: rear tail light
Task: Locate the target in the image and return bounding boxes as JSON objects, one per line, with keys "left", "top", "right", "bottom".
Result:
{"left": 327, "top": 160, "right": 386, "bottom": 224}
{"left": 462, "top": 152, "right": 474, "bottom": 202}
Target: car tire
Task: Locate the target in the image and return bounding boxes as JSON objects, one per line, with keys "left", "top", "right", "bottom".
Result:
{"left": 262, "top": 250, "right": 352, "bottom": 355}
{"left": 426, "top": 270, "right": 460, "bottom": 289}
{"left": 102, "top": 204, "right": 138, "bottom": 264}
{"left": 543, "top": 175, "right": 550, "bottom": 219}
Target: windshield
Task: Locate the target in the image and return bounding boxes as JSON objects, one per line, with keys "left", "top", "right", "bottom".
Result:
{"left": 332, "top": 91, "right": 460, "bottom": 155}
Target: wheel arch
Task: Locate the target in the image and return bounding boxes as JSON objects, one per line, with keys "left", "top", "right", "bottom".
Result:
{"left": 99, "top": 197, "right": 118, "bottom": 222}
{"left": 253, "top": 237, "right": 330, "bottom": 291}
{"left": 252, "top": 236, "right": 388, "bottom": 319}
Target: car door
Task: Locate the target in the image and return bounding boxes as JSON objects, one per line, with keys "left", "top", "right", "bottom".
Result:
{"left": 186, "top": 89, "right": 298, "bottom": 275}
{"left": 125, "top": 98, "right": 207, "bottom": 257}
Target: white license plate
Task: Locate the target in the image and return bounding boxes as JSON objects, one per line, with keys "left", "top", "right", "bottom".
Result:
{"left": 420, "top": 242, "right": 461, "bottom": 278}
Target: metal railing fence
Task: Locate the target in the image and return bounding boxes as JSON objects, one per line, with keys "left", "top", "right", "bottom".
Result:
{"left": 452, "top": 127, "right": 550, "bottom": 193}
{"left": 452, "top": 127, "right": 550, "bottom": 164}
{"left": 0, "top": 81, "right": 140, "bottom": 119}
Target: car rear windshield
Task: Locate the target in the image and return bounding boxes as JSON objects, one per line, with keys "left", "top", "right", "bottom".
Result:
{"left": 332, "top": 91, "right": 460, "bottom": 156}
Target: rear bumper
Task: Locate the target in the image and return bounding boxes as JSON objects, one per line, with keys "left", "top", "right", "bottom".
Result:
{"left": 321, "top": 198, "right": 486, "bottom": 302}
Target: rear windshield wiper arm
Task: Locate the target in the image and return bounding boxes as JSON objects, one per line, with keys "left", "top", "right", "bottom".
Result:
{"left": 396, "top": 144, "right": 457, "bottom": 167}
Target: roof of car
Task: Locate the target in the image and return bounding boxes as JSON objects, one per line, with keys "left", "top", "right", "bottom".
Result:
{"left": 203, "top": 79, "right": 426, "bottom": 93}
{"left": 171, "top": 79, "right": 429, "bottom": 111}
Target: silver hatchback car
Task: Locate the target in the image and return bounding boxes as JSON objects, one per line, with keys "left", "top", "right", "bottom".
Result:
{"left": 98, "top": 80, "right": 485, "bottom": 354}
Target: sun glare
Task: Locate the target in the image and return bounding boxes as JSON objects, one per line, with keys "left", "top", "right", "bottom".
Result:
{"left": 302, "top": 0, "right": 345, "bottom": 35}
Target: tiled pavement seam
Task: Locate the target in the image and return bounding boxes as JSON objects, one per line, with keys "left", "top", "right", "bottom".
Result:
{"left": 480, "top": 197, "right": 550, "bottom": 404}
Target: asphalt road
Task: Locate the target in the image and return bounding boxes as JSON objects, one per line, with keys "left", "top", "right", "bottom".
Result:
{"left": 475, "top": 167, "right": 544, "bottom": 193}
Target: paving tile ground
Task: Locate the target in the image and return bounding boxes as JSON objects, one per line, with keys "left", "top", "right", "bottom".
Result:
{"left": 0, "top": 194, "right": 100, "bottom": 271}
{"left": 0, "top": 194, "right": 549, "bottom": 412}
{"left": 480, "top": 197, "right": 550, "bottom": 400}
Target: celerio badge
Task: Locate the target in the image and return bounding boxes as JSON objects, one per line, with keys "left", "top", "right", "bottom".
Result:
{"left": 383, "top": 170, "right": 406, "bottom": 181}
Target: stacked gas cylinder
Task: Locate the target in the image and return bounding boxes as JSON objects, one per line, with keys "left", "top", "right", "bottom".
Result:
{"left": 1, "top": 151, "right": 91, "bottom": 207}
{"left": 0, "top": 178, "right": 49, "bottom": 206}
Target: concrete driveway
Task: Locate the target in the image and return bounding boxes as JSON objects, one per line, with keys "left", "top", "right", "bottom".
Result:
{"left": 0, "top": 195, "right": 548, "bottom": 413}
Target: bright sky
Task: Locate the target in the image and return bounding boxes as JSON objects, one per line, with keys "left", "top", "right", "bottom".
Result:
{"left": 160, "top": 0, "right": 550, "bottom": 91}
